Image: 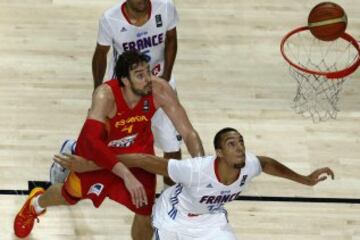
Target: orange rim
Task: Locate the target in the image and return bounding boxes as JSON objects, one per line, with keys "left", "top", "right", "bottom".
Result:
{"left": 280, "top": 26, "right": 360, "bottom": 79}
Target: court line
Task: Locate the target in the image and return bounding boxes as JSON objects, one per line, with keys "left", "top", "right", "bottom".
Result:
{"left": 1, "top": 181, "right": 359, "bottom": 204}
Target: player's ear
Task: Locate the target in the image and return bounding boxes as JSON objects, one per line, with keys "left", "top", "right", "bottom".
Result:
{"left": 121, "top": 76, "right": 130, "bottom": 86}
{"left": 215, "top": 149, "right": 223, "bottom": 158}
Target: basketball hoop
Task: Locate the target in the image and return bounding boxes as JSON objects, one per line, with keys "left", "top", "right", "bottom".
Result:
{"left": 280, "top": 26, "right": 360, "bottom": 122}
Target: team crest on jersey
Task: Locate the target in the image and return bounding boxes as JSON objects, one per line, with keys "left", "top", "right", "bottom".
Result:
{"left": 240, "top": 175, "right": 248, "bottom": 186}
{"left": 155, "top": 14, "right": 162, "bottom": 27}
{"left": 108, "top": 134, "right": 138, "bottom": 148}
{"left": 143, "top": 100, "right": 149, "bottom": 112}
{"left": 87, "top": 183, "right": 104, "bottom": 196}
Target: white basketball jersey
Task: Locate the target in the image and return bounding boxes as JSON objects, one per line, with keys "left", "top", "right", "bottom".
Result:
{"left": 152, "top": 153, "right": 262, "bottom": 235}
{"left": 97, "top": 0, "right": 179, "bottom": 79}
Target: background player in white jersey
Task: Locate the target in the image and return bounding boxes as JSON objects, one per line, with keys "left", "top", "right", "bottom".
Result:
{"left": 54, "top": 127, "right": 335, "bottom": 239}
{"left": 92, "top": 0, "right": 182, "bottom": 175}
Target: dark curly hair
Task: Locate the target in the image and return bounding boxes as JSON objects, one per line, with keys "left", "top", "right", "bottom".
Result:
{"left": 115, "top": 50, "right": 149, "bottom": 86}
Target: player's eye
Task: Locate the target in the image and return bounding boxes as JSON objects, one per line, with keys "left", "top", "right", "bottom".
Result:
{"left": 137, "top": 74, "right": 144, "bottom": 80}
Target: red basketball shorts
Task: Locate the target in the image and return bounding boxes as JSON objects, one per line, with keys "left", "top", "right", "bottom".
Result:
{"left": 61, "top": 168, "right": 156, "bottom": 216}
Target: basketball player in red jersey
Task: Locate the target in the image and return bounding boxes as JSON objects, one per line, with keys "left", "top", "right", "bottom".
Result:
{"left": 91, "top": 0, "right": 182, "bottom": 189}
{"left": 13, "top": 50, "right": 205, "bottom": 240}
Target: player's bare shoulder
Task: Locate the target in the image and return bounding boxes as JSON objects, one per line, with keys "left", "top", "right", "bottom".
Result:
{"left": 93, "top": 83, "right": 114, "bottom": 103}
{"left": 89, "top": 83, "right": 116, "bottom": 119}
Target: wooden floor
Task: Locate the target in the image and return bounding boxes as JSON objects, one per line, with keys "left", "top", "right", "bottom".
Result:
{"left": 1, "top": 0, "right": 359, "bottom": 239}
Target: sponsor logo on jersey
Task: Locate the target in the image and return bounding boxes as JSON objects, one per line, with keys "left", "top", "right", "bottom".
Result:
{"left": 107, "top": 134, "right": 138, "bottom": 148}
{"left": 240, "top": 175, "right": 248, "bottom": 186}
{"left": 143, "top": 100, "right": 149, "bottom": 112}
{"left": 137, "top": 31, "right": 148, "bottom": 38}
{"left": 87, "top": 183, "right": 104, "bottom": 196}
{"left": 199, "top": 191, "right": 241, "bottom": 204}
{"left": 120, "top": 26, "right": 127, "bottom": 32}
{"left": 114, "top": 115, "right": 149, "bottom": 128}
{"left": 122, "top": 33, "right": 164, "bottom": 52}
{"left": 155, "top": 14, "right": 162, "bottom": 27}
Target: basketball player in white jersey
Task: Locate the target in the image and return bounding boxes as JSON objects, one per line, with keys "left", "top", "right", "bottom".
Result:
{"left": 92, "top": 0, "right": 182, "bottom": 171}
{"left": 54, "top": 127, "right": 335, "bottom": 239}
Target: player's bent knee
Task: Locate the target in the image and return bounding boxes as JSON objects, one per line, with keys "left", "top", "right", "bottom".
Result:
{"left": 61, "top": 172, "right": 82, "bottom": 205}
{"left": 134, "top": 214, "right": 151, "bottom": 224}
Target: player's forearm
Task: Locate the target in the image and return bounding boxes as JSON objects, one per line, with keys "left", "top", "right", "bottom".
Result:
{"left": 92, "top": 51, "right": 107, "bottom": 88}
{"left": 183, "top": 131, "right": 205, "bottom": 157}
{"left": 259, "top": 156, "right": 310, "bottom": 185}
{"left": 162, "top": 30, "right": 177, "bottom": 81}
{"left": 62, "top": 154, "right": 168, "bottom": 176}
{"left": 82, "top": 160, "right": 102, "bottom": 172}
{"left": 77, "top": 119, "right": 119, "bottom": 171}
{"left": 111, "top": 161, "right": 135, "bottom": 179}
{"left": 117, "top": 154, "right": 169, "bottom": 177}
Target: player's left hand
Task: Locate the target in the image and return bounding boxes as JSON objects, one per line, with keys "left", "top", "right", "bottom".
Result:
{"left": 305, "top": 167, "right": 335, "bottom": 186}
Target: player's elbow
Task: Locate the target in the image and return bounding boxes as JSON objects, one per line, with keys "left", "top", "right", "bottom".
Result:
{"left": 182, "top": 129, "right": 199, "bottom": 143}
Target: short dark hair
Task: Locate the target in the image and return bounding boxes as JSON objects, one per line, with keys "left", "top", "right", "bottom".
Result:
{"left": 213, "top": 127, "right": 239, "bottom": 149}
{"left": 115, "top": 50, "right": 149, "bottom": 86}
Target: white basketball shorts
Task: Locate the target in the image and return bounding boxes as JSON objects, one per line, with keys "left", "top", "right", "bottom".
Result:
{"left": 151, "top": 76, "right": 182, "bottom": 153}
{"left": 153, "top": 224, "right": 238, "bottom": 240}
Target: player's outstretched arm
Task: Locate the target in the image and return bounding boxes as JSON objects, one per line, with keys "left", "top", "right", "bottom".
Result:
{"left": 53, "top": 153, "right": 170, "bottom": 177}
{"left": 152, "top": 76, "right": 205, "bottom": 157}
{"left": 53, "top": 153, "right": 102, "bottom": 173}
{"left": 258, "top": 156, "right": 335, "bottom": 186}
{"left": 118, "top": 154, "right": 170, "bottom": 176}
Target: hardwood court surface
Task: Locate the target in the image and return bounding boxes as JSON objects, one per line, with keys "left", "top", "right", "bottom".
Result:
{"left": 0, "top": 0, "right": 359, "bottom": 239}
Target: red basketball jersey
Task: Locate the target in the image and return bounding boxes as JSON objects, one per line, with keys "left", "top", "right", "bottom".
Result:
{"left": 63, "top": 80, "right": 157, "bottom": 213}
{"left": 105, "top": 79, "right": 156, "bottom": 156}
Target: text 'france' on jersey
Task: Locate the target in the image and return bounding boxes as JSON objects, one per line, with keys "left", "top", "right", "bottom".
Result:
{"left": 97, "top": 0, "right": 179, "bottom": 78}
{"left": 152, "top": 153, "right": 262, "bottom": 231}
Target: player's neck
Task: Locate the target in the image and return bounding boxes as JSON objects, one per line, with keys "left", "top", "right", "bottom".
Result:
{"left": 216, "top": 157, "right": 241, "bottom": 185}
{"left": 124, "top": 2, "right": 150, "bottom": 26}
{"left": 121, "top": 87, "right": 142, "bottom": 109}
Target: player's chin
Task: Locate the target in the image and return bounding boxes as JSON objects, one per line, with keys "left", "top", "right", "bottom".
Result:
{"left": 233, "top": 160, "right": 245, "bottom": 169}
{"left": 143, "top": 89, "right": 152, "bottom": 96}
{"left": 144, "top": 87, "right": 152, "bottom": 95}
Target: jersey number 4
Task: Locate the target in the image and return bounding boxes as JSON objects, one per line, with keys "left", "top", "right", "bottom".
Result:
{"left": 121, "top": 125, "right": 133, "bottom": 134}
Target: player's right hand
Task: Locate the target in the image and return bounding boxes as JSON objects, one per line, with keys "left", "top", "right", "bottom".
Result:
{"left": 122, "top": 171, "right": 148, "bottom": 208}
{"left": 306, "top": 167, "right": 335, "bottom": 186}
{"left": 53, "top": 153, "right": 100, "bottom": 173}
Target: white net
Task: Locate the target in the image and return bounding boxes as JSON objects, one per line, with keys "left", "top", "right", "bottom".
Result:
{"left": 282, "top": 28, "right": 359, "bottom": 122}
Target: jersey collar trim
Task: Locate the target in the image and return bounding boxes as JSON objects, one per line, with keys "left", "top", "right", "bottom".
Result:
{"left": 121, "top": 1, "right": 152, "bottom": 26}
{"left": 214, "top": 157, "right": 241, "bottom": 185}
